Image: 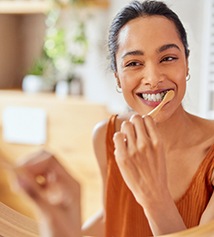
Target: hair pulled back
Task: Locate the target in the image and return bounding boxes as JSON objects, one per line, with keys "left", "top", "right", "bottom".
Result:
{"left": 108, "top": 0, "right": 189, "bottom": 72}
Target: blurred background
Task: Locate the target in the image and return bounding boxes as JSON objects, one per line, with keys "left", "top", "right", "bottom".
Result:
{"left": 0, "top": 0, "right": 213, "bottom": 224}
{"left": 0, "top": 0, "right": 213, "bottom": 118}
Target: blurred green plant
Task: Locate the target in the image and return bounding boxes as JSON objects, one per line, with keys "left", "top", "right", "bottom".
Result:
{"left": 28, "top": 6, "right": 88, "bottom": 86}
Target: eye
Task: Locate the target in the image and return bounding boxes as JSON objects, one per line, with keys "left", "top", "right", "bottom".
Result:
{"left": 160, "top": 56, "right": 178, "bottom": 63}
{"left": 125, "top": 61, "right": 143, "bottom": 67}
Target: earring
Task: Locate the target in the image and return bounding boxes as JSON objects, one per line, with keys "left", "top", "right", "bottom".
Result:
{"left": 186, "top": 74, "right": 191, "bottom": 81}
{"left": 116, "top": 84, "right": 122, "bottom": 93}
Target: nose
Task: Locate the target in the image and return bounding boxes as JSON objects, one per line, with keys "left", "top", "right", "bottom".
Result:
{"left": 143, "top": 63, "right": 163, "bottom": 89}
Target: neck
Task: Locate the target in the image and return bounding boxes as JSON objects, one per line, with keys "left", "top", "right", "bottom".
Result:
{"left": 156, "top": 105, "right": 193, "bottom": 151}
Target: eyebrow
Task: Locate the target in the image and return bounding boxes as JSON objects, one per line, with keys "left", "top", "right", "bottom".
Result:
{"left": 121, "top": 50, "right": 144, "bottom": 59}
{"left": 157, "top": 43, "right": 181, "bottom": 53}
{"left": 121, "top": 43, "right": 181, "bottom": 59}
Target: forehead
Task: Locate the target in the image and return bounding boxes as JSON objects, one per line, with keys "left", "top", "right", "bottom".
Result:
{"left": 117, "top": 16, "right": 182, "bottom": 52}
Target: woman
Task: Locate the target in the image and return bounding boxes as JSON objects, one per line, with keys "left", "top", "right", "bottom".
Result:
{"left": 83, "top": 0, "right": 214, "bottom": 236}
{"left": 16, "top": 1, "right": 214, "bottom": 237}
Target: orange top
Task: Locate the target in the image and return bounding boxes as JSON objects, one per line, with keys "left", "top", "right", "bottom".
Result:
{"left": 105, "top": 115, "right": 214, "bottom": 237}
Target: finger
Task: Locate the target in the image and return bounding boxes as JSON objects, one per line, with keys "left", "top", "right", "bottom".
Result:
{"left": 16, "top": 149, "right": 80, "bottom": 198}
{"left": 15, "top": 170, "right": 49, "bottom": 210}
{"left": 16, "top": 150, "right": 54, "bottom": 175}
{"left": 143, "top": 115, "right": 160, "bottom": 146}
{"left": 16, "top": 169, "right": 75, "bottom": 212}
{"left": 16, "top": 151, "right": 55, "bottom": 192}
{"left": 113, "top": 131, "right": 127, "bottom": 159}
{"left": 121, "top": 120, "right": 136, "bottom": 148}
{"left": 17, "top": 150, "right": 71, "bottom": 185}
{"left": 113, "top": 132, "right": 141, "bottom": 181}
{"left": 130, "top": 114, "right": 149, "bottom": 142}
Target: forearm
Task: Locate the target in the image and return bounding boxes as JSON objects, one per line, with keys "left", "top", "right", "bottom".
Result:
{"left": 143, "top": 193, "right": 186, "bottom": 236}
{"left": 38, "top": 200, "right": 82, "bottom": 237}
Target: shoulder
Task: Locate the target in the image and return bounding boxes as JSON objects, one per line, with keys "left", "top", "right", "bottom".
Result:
{"left": 200, "top": 117, "right": 214, "bottom": 128}
{"left": 190, "top": 115, "right": 214, "bottom": 184}
{"left": 93, "top": 112, "right": 133, "bottom": 140}
{"left": 93, "top": 118, "right": 109, "bottom": 141}
{"left": 92, "top": 113, "right": 132, "bottom": 158}
{"left": 199, "top": 117, "right": 214, "bottom": 143}
{"left": 199, "top": 117, "right": 214, "bottom": 135}
{"left": 189, "top": 114, "right": 214, "bottom": 145}
{"left": 115, "top": 113, "right": 133, "bottom": 131}
{"left": 92, "top": 117, "right": 113, "bottom": 173}
{"left": 92, "top": 116, "right": 114, "bottom": 145}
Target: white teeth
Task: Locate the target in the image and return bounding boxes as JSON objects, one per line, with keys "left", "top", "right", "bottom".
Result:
{"left": 142, "top": 92, "right": 165, "bottom": 102}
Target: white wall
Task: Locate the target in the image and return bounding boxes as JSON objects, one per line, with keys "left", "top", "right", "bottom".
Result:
{"left": 82, "top": 0, "right": 206, "bottom": 115}
{"left": 81, "top": 5, "right": 128, "bottom": 113}
{"left": 164, "top": 0, "right": 205, "bottom": 115}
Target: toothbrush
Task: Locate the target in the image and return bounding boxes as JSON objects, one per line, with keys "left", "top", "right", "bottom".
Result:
{"left": 147, "top": 90, "right": 175, "bottom": 118}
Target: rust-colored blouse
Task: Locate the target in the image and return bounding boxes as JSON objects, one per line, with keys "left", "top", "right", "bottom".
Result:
{"left": 105, "top": 115, "right": 214, "bottom": 237}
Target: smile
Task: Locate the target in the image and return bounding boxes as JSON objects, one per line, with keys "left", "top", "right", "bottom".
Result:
{"left": 138, "top": 91, "right": 168, "bottom": 102}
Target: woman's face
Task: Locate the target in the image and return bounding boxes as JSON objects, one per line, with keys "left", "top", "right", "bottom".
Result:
{"left": 115, "top": 16, "right": 188, "bottom": 120}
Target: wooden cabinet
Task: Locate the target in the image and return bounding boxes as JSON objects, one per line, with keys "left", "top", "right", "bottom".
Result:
{"left": 0, "top": 0, "right": 109, "bottom": 89}
{"left": 0, "top": 7, "right": 46, "bottom": 88}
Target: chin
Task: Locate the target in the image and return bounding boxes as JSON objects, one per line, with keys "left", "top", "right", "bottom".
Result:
{"left": 154, "top": 112, "right": 174, "bottom": 124}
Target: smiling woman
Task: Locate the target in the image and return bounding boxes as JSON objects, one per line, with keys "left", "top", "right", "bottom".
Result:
{"left": 114, "top": 15, "right": 188, "bottom": 118}
{"left": 85, "top": 0, "right": 214, "bottom": 236}
{"left": 9, "top": 1, "right": 214, "bottom": 237}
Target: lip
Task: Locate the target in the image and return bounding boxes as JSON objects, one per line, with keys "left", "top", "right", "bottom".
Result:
{"left": 136, "top": 88, "right": 174, "bottom": 108}
{"left": 137, "top": 88, "right": 170, "bottom": 95}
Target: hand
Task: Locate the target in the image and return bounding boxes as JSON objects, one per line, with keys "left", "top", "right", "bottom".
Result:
{"left": 113, "top": 114, "right": 169, "bottom": 209}
{"left": 14, "top": 150, "right": 81, "bottom": 237}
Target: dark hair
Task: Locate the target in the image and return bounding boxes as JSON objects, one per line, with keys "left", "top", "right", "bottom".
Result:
{"left": 108, "top": 0, "right": 190, "bottom": 72}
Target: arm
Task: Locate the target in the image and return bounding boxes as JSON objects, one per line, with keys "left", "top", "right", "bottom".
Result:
{"left": 113, "top": 114, "right": 186, "bottom": 236}
{"left": 15, "top": 150, "right": 82, "bottom": 237}
{"left": 14, "top": 119, "right": 108, "bottom": 237}
{"left": 199, "top": 186, "right": 214, "bottom": 225}
{"left": 81, "top": 119, "right": 108, "bottom": 237}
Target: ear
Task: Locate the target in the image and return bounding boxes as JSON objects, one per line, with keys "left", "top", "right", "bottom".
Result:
{"left": 186, "top": 68, "right": 189, "bottom": 77}
{"left": 186, "top": 60, "right": 189, "bottom": 76}
{"left": 114, "top": 72, "right": 121, "bottom": 88}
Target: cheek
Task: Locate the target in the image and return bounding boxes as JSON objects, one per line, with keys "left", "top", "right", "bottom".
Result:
{"left": 116, "top": 73, "right": 136, "bottom": 102}
{"left": 176, "top": 71, "right": 187, "bottom": 92}
{"left": 118, "top": 70, "right": 141, "bottom": 90}
{"left": 120, "top": 76, "right": 133, "bottom": 89}
{"left": 181, "top": 82, "right": 187, "bottom": 102}
{"left": 173, "top": 71, "right": 187, "bottom": 103}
